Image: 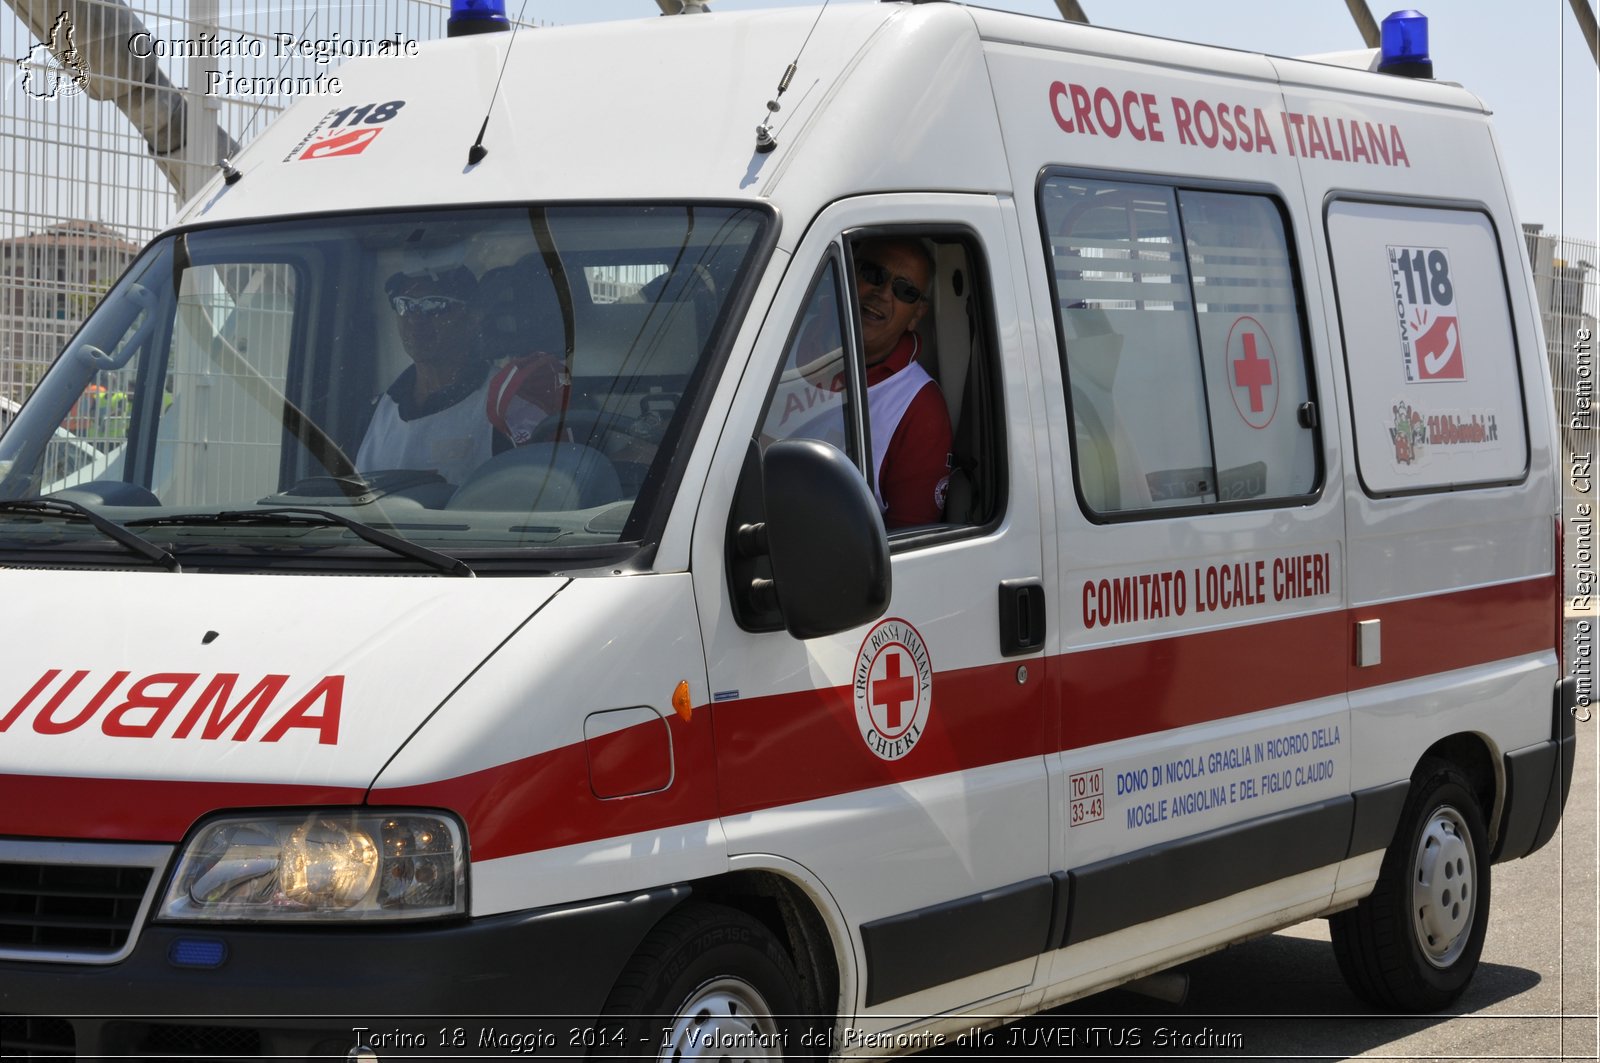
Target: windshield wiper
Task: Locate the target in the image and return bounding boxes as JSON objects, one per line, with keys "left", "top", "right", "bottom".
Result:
{"left": 0, "top": 498, "right": 181, "bottom": 572}
{"left": 129, "top": 506, "right": 474, "bottom": 577}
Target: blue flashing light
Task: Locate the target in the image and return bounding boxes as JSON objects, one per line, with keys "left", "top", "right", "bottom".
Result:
{"left": 1379, "top": 10, "right": 1433, "bottom": 78}
{"left": 448, "top": 0, "right": 510, "bottom": 37}
{"left": 168, "top": 938, "right": 228, "bottom": 969}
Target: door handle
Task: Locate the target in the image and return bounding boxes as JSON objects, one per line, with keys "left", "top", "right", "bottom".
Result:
{"left": 999, "top": 579, "right": 1047, "bottom": 657}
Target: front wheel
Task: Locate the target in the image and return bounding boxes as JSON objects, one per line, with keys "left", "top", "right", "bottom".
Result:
{"left": 1331, "top": 758, "right": 1491, "bottom": 1010}
{"left": 596, "top": 903, "right": 809, "bottom": 1061}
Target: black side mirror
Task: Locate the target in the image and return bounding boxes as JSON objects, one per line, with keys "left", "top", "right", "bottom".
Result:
{"left": 728, "top": 439, "right": 890, "bottom": 640}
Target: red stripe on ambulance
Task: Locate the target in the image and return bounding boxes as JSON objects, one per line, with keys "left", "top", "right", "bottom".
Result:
{"left": 1061, "top": 611, "right": 1347, "bottom": 749}
{"left": 371, "top": 712, "right": 720, "bottom": 862}
{"left": 1348, "top": 576, "right": 1557, "bottom": 691}
{"left": 0, "top": 578, "right": 1553, "bottom": 854}
{"left": 0, "top": 774, "right": 364, "bottom": 842}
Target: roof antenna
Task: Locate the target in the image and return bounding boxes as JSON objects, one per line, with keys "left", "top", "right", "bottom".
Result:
{"left": 220, "top": 6, "right": 320, "bottom": 184}
{"left": 460, "top": 0, "right": 528, "bottom": 166}
{"left": 755, "top": 0, "right": 831, "bottom": 154}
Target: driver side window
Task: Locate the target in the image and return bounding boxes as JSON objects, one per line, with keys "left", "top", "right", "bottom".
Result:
{"left": 761, "top": 256, "right": 853, "bottom": 461}
{"left": 757, "top": 231, "right": 1004, "bottom": 535}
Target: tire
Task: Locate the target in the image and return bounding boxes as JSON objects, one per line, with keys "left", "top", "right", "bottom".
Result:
{"left": 595, "top": 903, "right": 810, "bottom": 1061}
{"left": 1331, "top": 758, "right": 1491, "bottom": 1010}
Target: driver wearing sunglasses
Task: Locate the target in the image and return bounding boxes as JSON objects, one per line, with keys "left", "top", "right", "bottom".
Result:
{"left": 357, "top": 266, "right": 497, "bottom": 485}
{"left": 852, "top": 238, "right": 953, "bottom": 528}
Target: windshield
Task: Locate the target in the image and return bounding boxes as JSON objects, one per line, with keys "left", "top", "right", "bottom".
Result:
{"left": 0, "top": 205, "right": 768, "bottom": 572}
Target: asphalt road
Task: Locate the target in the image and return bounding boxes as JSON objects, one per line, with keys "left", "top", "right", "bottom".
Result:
{"left": 919, "top": 617, "right": 1596, "bottom": 1062}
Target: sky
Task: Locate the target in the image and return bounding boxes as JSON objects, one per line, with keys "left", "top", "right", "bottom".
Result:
{"left": 521, "top": 0, "right": 1600, "bottom": 247}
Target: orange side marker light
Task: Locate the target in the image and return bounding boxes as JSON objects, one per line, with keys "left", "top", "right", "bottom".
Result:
{"left": 671, "top": 680, "right": 693, "bottom": 722}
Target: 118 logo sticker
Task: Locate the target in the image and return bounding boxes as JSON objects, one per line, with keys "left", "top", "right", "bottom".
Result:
{"left": 1388, "top": 245, "right": 1465, "bottom": 382}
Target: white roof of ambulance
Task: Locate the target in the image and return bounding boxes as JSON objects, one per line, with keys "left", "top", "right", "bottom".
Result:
{"left": 179, "top": 3, "right": 1497, "bottom": 247}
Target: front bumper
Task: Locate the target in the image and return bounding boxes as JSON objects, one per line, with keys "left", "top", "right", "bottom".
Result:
{"left": 0, "top": 885, "right": 687, "bottom": 1060}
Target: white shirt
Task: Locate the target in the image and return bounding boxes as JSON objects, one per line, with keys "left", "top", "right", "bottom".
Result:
{"left": 356, "top": 370, "right": 494, "bottom": 485}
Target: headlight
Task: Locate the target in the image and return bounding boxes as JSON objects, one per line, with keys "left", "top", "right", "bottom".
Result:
{"left": 159, "top": 811, "right": 466, "bottom": 922}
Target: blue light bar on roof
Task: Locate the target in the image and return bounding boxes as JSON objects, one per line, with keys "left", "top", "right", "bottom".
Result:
{"left": 1378, "top": 10, "right": 1433, "bottom": 79}
{"left": 448, "top": 0, "right": 510, "bottom": 37}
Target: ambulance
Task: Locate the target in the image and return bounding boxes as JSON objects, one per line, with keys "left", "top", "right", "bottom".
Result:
{"left": 0, "top": 1, "right": 1576, "bottom": 1058}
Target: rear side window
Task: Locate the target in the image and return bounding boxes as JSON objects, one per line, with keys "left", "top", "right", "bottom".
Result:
{"left": 1326, "top": 201, "right": 1528, "bottom": 494}
{"left": 1040, "top": 175, "right": 1319, "bottom": 518}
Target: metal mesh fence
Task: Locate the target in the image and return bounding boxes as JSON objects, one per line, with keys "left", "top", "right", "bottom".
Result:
{"left": 1524, "top": 225, "right": 1598, "bottom": 460}
{"left": 0, "top": 1, "right": 547, "bottom": 404}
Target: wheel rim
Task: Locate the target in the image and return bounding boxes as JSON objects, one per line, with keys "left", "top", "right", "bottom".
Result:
{"left": 659, "top": 976, "right": 782, "bottom": 1062}
{"left": 1410, "top": 803, "right": 1477, "bottom": 968}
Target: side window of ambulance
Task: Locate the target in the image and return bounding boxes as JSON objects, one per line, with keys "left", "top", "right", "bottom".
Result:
{"left": 760, "top": 257, "right": 853, "bottom": 459}
{"left": 164, "top": 260, "right": 302, "bottom": 505}
{"left": 1326, "top": 201, "right": 1528, "bottom": 494}
{"left": 1041, "top": 175, "right": 1319, "bottom": 517}
{"left": 55, "top": 258, "right": 303, "bottom": 506}
{"left": 756, "top": 233, "right": 1003, "bottom": 535}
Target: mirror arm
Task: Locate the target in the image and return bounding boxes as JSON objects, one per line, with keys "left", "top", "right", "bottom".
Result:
{"left": 750, "top": 577, "right": 779, "bottom": 612}
{"left": 735, "top": 521, "right": 769, "bottom": 559}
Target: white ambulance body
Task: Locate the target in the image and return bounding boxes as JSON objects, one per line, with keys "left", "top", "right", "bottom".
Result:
{"left": 0, "top": 3, "right": 1574, "bottom": 1058}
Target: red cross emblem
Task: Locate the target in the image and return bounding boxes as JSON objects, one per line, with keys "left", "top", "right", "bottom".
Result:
{"left": 1234, "top": 334, "right": 1272, "bottom": 412}
{"left": 872, "top": 652, "right": 917, "bottom": 731}
{"left": 1225, "top": 316, "right": 1279, "bottom": 430}
{"left": 853, "top": 619, "right": 933, "bottom": 761}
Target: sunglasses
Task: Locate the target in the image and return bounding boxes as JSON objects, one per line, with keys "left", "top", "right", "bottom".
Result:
{"left": 390, "top": 294, "right": 467, "bottom": 318}
{"left": 855, "top": 260, "right": 925, "bottom": 305}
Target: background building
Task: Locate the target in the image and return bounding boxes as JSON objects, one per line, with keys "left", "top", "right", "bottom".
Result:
{"left": 0, "top": 218, "right": 138, "bottom": 402}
